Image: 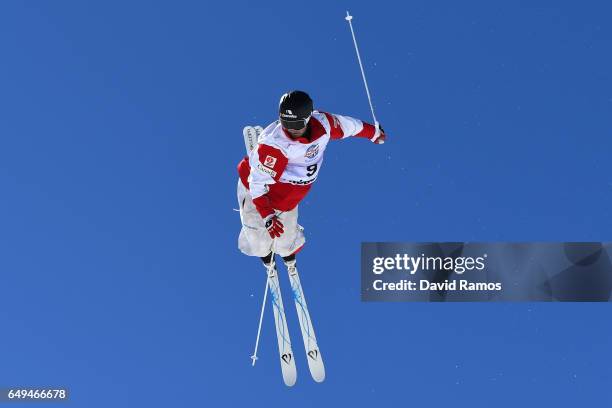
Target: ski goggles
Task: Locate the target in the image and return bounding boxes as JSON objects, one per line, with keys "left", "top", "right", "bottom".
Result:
{"left": 280, "top": 114, "right": 311, "bottom": 130}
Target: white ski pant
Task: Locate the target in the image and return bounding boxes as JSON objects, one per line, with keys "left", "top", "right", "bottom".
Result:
{"left": 237, "top": 179, "right": 305, "bottom": 258}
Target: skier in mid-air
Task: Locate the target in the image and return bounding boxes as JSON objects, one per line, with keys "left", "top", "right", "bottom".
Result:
{"left": 236, "top": 90, "right": 386, "bottom": 270}
{"left": 237, "top": 91, "right": 386, "bottom": 385}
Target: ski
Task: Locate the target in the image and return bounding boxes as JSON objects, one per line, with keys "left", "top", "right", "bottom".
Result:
{"left": 243, "top": 125, "right": 263, "bottom": 154}
{"left": 267, "top": 261, "right": 297, "bottom": 386}
{"left": 285, "top": 260, "right": 325, "bottom": 382}
{"left": 245, "top": 125, "right": 295, "bottom": 386}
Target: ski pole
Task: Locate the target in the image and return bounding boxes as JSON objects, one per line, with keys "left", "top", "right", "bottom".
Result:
{"left": 345, "top": 11, "right": 379, "bottom": 129}
{"left": 251, "top": 249, "right": 275, "bottom": 366}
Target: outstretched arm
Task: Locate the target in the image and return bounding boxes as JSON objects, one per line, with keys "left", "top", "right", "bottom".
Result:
{"left": 322, "top": 112, "right": 386, "bottom": 144}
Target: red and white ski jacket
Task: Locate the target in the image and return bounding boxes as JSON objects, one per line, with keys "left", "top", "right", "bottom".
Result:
{"left": 237, "top": 111, "right": 379, "bottom": 219}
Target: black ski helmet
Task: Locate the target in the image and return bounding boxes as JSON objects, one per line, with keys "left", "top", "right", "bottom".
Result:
{"left": 279, "top": 90, "right": 313, "bottom": 130}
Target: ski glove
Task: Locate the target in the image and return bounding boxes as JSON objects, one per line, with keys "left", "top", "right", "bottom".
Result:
{"left": 264, "top": 214, "right": 284, "bottom": 238}
{"left": 373, "top": 125, "right": 386, "bottom": 144}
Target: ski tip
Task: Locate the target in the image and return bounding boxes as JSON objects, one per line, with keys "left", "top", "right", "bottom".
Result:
{"left": 283, "top": 374, "right": 297, "bottom": 387}
{"left": 280, "top": 352, "right": 297, "bottom": 387}
{"left": 309, "top": 363, "right": 325, "bottom": 383}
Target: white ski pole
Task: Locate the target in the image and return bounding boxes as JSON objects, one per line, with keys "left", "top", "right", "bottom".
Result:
{"left": 250, "top": 249, "right": 275, "bottom": 366}
{"left": 345, "top": 11, "right": 379, "bottom": 129}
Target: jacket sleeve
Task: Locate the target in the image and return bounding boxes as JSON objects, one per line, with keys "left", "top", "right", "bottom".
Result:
{"left": 321, "top": 111, "right": 380, "bottom": 141}
{"left": 247, "top": 143, "right": 288, "bottom": 218}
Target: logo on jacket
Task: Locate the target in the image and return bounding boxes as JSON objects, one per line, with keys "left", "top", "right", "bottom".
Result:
{"left": 257, "top": 163, "right": 277, "bottom": 178}
{"left": 263, "top": 155, "right": 277, "bottom": 168}
{"left": 305, "top": 144, "right": 319, "bottom": 160}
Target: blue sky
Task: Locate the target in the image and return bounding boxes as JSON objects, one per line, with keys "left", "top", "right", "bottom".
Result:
{"left": 0, "top": 1, "right": 610, "bottom": 406}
